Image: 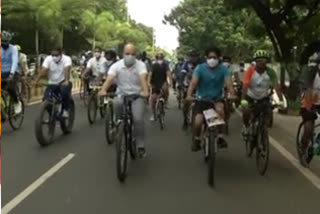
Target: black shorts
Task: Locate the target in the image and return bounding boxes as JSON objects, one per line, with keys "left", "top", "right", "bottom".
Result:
{"left": 152, "top": 82, "right": 167, "bottom": 95}
{"left": 301, "top": 105, "right": 320, "bottom": 121}
{"left": 193, "top": 100, "right": 224, "bottom": 115}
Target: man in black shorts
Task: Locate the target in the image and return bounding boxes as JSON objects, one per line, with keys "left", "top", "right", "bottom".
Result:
{"left": 148, "top": 53, "right": 172, "bottom": 121}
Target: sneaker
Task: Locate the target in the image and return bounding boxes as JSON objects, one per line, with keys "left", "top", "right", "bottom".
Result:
{"left": 14, "top": 101, "right": 22, "bottom": 114}
{"left": 62, "top": 110, "right": 69, "bottom": 118}
{"left": 138, "top": 147, "right": 147, "bottom": 158}
{"left": 150, "top": 115, "right": 155, "bottom": 121}
{"left": 192, "top": 138, "right": 201, "bottom": 152}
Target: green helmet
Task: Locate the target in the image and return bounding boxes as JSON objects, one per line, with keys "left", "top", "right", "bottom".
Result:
{"left": 254, "top": 50, "right": 270, "bottom": 59}
{"left": 1, "top": 31, "right": 13, "bottom": 41}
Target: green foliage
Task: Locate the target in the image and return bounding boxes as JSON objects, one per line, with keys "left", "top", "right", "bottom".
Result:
{"left": 2, "top": 0, "right": 153, "bottom": 55}
{"left": 165, "top": 0, "right": 273, "bottom": 60}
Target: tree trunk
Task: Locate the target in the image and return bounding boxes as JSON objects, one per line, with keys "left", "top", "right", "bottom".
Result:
{"left": 35, "top": 13, "right": 40, "bottom": 74}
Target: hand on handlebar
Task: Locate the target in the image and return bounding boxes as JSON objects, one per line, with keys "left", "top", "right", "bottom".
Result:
{"left": 98, "top": 89, "right": 107, "bottom": 97}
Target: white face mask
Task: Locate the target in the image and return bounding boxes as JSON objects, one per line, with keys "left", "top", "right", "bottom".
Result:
{"left": 158, "top": 60, "right": 163, "bottom": 64}
{"left": 95, "top": 52, "right": 101, "bottom": 58}
{"left": 124, "top": 55, "right": 136, "bottom": 67}
{"left": 207, "top": 58, "right": 219, "bottom": 68}
{"left": 52, "top": 56, "right": 61, "bottom": 63}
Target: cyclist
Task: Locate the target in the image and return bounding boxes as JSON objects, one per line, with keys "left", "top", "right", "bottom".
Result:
{"left": 233, "top": 62, "right": 245, "bottom": 83}
{"left": 299, "top": 52, "right": 320, "bottom": 166}
{"left": 15, "top": 45, "right": 29, "bottom": 100}
{"left": 104, "top": 49, "right": 118, "bottom": 93}
{"left": 148, "top": 53, "right": 172, "bottom": 121}
{"left": 172, "top": 57, "right": 185, "bottom": 92}
{"left": 222, "top": 56, "right": 232, "bottom": 69}
{"left": 82, "top": 47, "right": 106, "bottom": 81}
{"left": 182, "top": 51, "right": 201, "bottom": 129}
{"left": 98, "top": 43, "right": 149, "bottom": 158}
{"left": 1, "top": 31, "right": 21, "bottom": 114}
{"left": 35, "top": 47, "right": 73, "bottom": 118}
{"left": 241, "top": 50, "right": 284, "bottom": 139}
{"left": 186, "top": 47, "right": 236, "bottom": 151}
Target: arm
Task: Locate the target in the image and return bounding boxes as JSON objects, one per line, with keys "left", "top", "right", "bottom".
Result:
{"left": 11, "top": 47, "right": 19, "bottom": 74}
{"left": 64, "top": 65, "right": 72, "bottom": 82}
{"left": 225, "top": 76, "right": 236, "bottom": 97}
{"left": 148, "top": 71, "right": 153, "bottom": 87}
{"left": 140, "top": 73, "right": 149, "bottom": 97}
{"left": 35, "top": 67, "right": 49, "bottom": 84}
{"left": 187, "top": 76, "right": 199, "bottom": 98}
{"left": 101, "top": 74, "right": 116, "bottom": 93}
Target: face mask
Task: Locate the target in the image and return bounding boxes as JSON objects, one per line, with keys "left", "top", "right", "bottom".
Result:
{"left": 106, "top": 60, "right": 113, "bottom": 66}
{"left": 207, "top": 59, "right": 219, "bottom": 68}
{"left": 95, "top": 52, "right": 101, "bottom": 58}
{"left": 223, "top": 62, "right": 231, "bottom": 68}
{"left": 124, "top": 55, "right": 136, "bottom": 67}
{"left": 158, "top": 60, "right": 163, "bottom": 64}
{"left": 1, "top": 44, "right": 9, "bottom": 49}
{"left": 52, "top": 56, "right": 62, "bottom": 63}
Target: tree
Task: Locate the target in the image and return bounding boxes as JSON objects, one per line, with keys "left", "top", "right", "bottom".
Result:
{"left": 164, "top": 0, "right": 272, "bottom": 61}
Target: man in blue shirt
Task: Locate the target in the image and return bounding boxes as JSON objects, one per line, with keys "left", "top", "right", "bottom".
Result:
{"left": 186, "top": 47, "right": 236, "bottom": 151}
{"left": 1, "top": 31, "right": 22, "bottom": 113}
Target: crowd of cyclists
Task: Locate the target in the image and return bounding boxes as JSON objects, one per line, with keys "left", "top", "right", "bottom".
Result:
{"left": 2, "top": 29, "right": 320, "bottom": 172}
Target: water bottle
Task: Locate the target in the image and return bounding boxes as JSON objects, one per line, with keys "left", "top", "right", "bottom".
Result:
{"left": 313, "top": 134, "right": 320, "bottom": 156}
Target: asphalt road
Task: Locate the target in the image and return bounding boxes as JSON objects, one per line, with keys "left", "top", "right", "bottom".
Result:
{"left": 1, "top": 94, "right": 319, "bottom": 214}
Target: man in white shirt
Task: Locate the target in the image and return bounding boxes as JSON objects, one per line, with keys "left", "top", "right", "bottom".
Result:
{"left": 99, "top": 44, "right": 149, "bottom": 158}
{"left": 82, "top": 47, "right": 107, "bottom": 80}
{"left": 35, "top": 47, "right": 73, "bottom": 118}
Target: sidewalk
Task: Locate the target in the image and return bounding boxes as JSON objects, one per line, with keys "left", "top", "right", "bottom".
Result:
{"left": 270, "top": 113, "right": 320, "bottom": 176}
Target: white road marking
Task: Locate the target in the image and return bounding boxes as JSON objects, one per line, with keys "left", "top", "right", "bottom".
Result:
{"left": 2, "top": 153, "right": 75, "bottom": 214}
{"left": 236, "top": 110, "right": 320, "bottom": 190}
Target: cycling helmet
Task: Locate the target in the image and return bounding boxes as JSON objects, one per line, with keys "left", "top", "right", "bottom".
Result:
{"left": 2, "top": 31, "right": 13, "bottom": 41}
{"left": 15, "top": 45, "right": 21, "bottom": 51}
{"left": 253, "top": 50, "right": 270, "bottom": 59}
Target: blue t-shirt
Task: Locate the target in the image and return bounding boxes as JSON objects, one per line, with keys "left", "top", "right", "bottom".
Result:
{"left": 194, "top": 63, "right": 230, "bottom": 99}
{"left": 1, "top": 44, "right": 19, "bottom": 74}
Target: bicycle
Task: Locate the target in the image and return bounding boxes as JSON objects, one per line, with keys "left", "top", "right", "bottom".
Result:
{"left": 193, "top": 99, "right": 226, "bottom": 187}
{"left": 1, "top": 79, "right": 25, "bottom": 130}
{"left": 103, "top": 93, "right": 116, "bottom": 145}
{"left": 115, "top": 94, "right": 142, "bottom": 183}
{"left": 176, "top": 84, "right": 186, "bottom": 109}
{"left": 296, "top": 111, "right": 320, "bottom": 167}
{"left": 87, "top": 80, "right": 106, "bottom": 124}
{"left": 155, "top": 89, "right": 166, "bottom": 130}
{"left": 243, "top": 97, "right": 275, "bottom": 175}
{"left": 35, "top": 84, "right": 75, "bottom": 146}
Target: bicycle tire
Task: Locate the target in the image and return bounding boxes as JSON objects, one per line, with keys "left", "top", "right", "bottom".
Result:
{"left": 35, "top": 101, "right": 56, "bottom": 146}
{"left": 116, "top": 122, "right": 127, "bottom": 182}
{"left": 128, "top": 124, "right": 137, "bottom": 160}
{"left": 8, "top": 95, "right": 25, "bottom": 130}
{"left": 208, "top": 131, "right": 216, "bottom": 187}
{"left": 60, "top": 100, "right": 75, "bottom": 134}
{"left": 105, "top": 104, "right": 115, "bottom": 145}
{"left": 87, "top": 94, "right": 97, "bottom": 124}
{"left": 158, "top": 100, "right": 165, "bottom": 130}
{"left": 256, "top": 128, "right": 270, "bottom": 175}
{"left": 296, "top": 121, "right": 315, "bottom": 166}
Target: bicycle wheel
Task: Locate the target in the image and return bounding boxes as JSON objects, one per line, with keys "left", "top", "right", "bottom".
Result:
{"left": 207, "top": 131, "right": 216, "bottom": 187}
{"left": 158, "top": 100, "right": 165, "bottom": 130}
{"left": 83, "top": 85, "right": 90, "bottom": 106}
{"left": 35, "top": 101, "right": 56, "bottom": 146}
{"left": 105, "top": 103, "right": 115, "bottom": 145}
{"left": 8, "top": 95, "right": 25, "bottom": 130}
{"left": 116, "top": 122, "right": 128, "bottom": 182}
{"left": 60, "top": 100, "right": 75, "bottom": 134}
{"left": 296, "top": 121, "right": 314, "bottom": 166}
{"left": 87, "top": 94, "right": 97, "bottom": 124}
{"left": 128, "top": 124, "right": 137, "bottom": 160}
{"left": 99, "top": 98, "right": 107, "bottom": 119}
{"left": 256, "top": 128, "right": 270, "bottom": 175}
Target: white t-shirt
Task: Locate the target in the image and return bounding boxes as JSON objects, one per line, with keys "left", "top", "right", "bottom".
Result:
{"left": 42, "top": 55, "right": 72, "bottom": 85}
{"left": 86, "top": 57, "right": 107, "bottom": 76}
{"left": 108, "top": 59, "right": 147, "bottom": 95}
